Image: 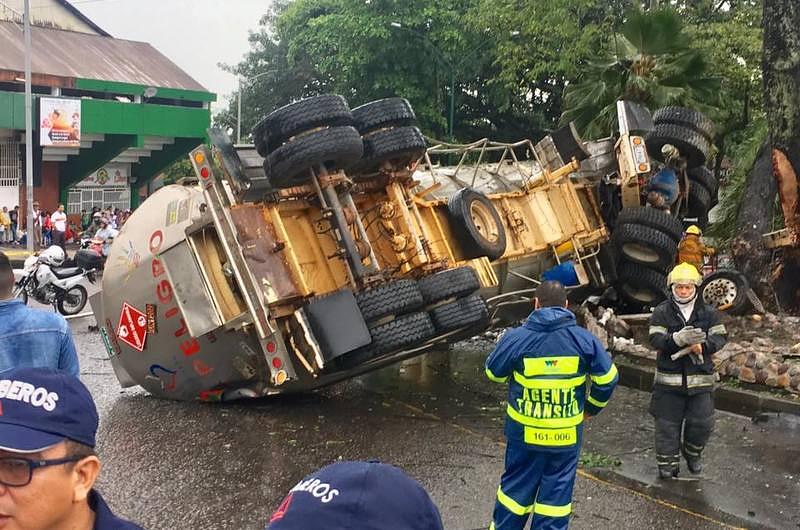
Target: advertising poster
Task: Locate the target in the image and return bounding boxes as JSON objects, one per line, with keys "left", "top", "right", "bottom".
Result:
{"left": 79, "top": 164, "right": 129, "bottom": 187}
{"left": 40, "top": 97, "right": 81, "bottom": 147}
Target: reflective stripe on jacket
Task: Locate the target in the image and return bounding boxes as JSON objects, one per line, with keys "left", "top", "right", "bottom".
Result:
{"left": 648, "top": 298, "right": 726, "bottom": 395}
{"left": 485, "top": 306, "right": 618, "bottom": 452}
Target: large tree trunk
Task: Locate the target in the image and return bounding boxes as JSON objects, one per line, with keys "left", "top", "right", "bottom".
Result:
{"left": 761, "top": 0, "right": 800, "bottom": 311}
{"left": 732, "top": 143, "right": 777, "bottom": 300}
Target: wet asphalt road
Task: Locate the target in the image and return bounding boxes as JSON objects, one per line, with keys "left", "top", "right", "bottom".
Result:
{"left": 65, "top": 314, "right": 791, "bottom": 530}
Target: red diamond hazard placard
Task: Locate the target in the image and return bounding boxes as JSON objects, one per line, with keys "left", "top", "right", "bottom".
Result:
{"left": 116, "top": 302, "right": 148, "bottom": 352}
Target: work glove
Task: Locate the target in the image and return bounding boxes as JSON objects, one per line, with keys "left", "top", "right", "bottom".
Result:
{"left": 672, "top": 326, "right": 707, "bottom": 347}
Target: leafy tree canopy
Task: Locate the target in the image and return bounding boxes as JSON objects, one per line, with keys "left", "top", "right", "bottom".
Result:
{"left": 218, "top": 0, "right": 762, "bottom": 150}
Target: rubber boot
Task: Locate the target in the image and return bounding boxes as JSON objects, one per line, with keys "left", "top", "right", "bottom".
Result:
{"left": 654, "top": 417, "right": 682, "bottom": 479}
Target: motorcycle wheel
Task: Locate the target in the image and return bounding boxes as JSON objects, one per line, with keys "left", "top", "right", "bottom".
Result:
{"left": 57, "top": 285, "right": 88, "bottom": 316}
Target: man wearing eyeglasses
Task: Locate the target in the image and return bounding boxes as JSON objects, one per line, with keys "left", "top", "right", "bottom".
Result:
{"left": 0, "top": 367, "right": 141, "bottom": 529}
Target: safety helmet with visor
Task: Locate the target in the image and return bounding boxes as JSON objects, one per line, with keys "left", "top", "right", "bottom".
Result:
{"left": 667, "top": 262, "right": 702, "bottom": 304}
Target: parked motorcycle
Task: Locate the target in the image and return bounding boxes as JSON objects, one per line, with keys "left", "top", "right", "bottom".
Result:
{"left": 12, "top": 246, "right": 97, "bottom": 315}
{"left": 76, "top": 237, "right": 108, "bottom": 270}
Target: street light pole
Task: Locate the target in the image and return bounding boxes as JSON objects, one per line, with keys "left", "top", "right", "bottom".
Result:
{"left": 236, "top": 76, "right": 242, "bottom": 144}
{"left": 390, "top": 22, "right": 519, "bottom": 143}
{"left": 235, "top": 70, "right": 280, "bottom": 145}
{"left": 448, "top": 71, "right": 455, "bottom": 141}
{"left": 24, "top": 0, "right": 33, "bottom": 253}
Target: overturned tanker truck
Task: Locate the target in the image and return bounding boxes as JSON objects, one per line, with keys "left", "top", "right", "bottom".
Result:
{"left": 90, "top": 95, "right": 721, "bottom": 401}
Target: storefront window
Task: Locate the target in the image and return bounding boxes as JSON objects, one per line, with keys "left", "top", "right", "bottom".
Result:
{"left": 67, "top": 186, "right": 130, "bottom": 214}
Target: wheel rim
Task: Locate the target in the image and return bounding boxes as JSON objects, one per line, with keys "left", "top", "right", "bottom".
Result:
{"left": 470, "top": 201, "right": 500, "bottom": 243}
{"left": 621, "top": 243, "right": 660, "bottom": 263}
{"left": 621, "top": 283, "right": 658, "bottom": 304}
{"left": 703, "top": 278, "right": 738, "bottom": 307}
{"left": 61, "top": 288, "right": 86, "bottom": 314}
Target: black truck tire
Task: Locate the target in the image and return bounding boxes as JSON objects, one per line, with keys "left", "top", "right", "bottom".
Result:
{"left": 447, "top": 188, "right": 507, "bottom": 261}
{"left": 355, "top": 279, "right": 423, "bottom": 323}
{"left": 429, "top": 293, "right": 489, "bottom": 334}
{"left": 615, "top": 207, "right": 684, "bottom": 243}
{"left": 688, "top": 167, "right": 718, "bottom": 208}
{"left": 418, "top": 266, "right": 481, "bottom": 305}
{"left": 264, "top": 126, "right": 364, "bottom": 188}
{"left": 616, "top": 261, "right": 668, "bottom": 306}
{"left": 356, "top": 126, "right": 427, "bottom": 175}
{"left": 352, "top": 97, "right": 417, "bottom": 134}
{"left": 652, "top": 106, "right": 716, "bottom": 142}
{"left": 253, "top": 94, "right": 353, "bottom": 155}
{"left": 646, "top": 123, "right": 711, "bottom": 169}
{"left": 340, "top": 312, "right": 436, "bottom": 368}
{"left": 701, "top": 269, "right": 750, "bottom": 315}
{"left": 688, "top": 182, "right": 712, "bottom": 217}
{"left": 613, "top": 223, "right": 677, "bottom": 271}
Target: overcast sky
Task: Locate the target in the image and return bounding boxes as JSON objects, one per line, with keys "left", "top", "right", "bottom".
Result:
{"left": 75, "top": 0, "right": 272, "bottom": 114}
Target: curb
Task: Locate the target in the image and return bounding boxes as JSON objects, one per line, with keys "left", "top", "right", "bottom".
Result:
{"left": 615, "top": 359, "right": 800, "bottom": 417}
{"left": 1, "top": 248, "right": 32, "bottom": 267}
{"left": 586, "top": 467, "right": 773, "bottom": 530}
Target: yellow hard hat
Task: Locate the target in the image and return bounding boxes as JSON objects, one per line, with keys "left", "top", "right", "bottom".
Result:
{"left": 667, "top": 262, "right": 702, "bottom": 286}
{"left": 686, "top": 225, "right": 702, "bottom": 236}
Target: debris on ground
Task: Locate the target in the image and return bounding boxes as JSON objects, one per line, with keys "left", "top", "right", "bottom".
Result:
{"left": 578, "top": 305, "right": 800, "bottom": 395}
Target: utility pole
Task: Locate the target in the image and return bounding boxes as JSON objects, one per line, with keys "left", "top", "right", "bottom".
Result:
{"left": 24, "top": 0, "right": 33, "bottom": 253}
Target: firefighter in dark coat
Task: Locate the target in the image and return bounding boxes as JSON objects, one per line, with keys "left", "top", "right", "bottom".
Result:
{"left": 648, "top": 263, "right": 727, "bottom": 478}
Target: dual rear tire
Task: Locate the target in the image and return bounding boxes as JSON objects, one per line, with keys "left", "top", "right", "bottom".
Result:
{"left": 612, "top": 207, "right": 680, "bottom": 307}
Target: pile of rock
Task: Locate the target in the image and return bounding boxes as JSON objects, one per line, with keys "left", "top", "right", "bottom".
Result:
{"left": 713, "top": 338, "right": 800, "bottom": 393}
{"left": 576, "top": 305, "right": 800, "bottom": 395}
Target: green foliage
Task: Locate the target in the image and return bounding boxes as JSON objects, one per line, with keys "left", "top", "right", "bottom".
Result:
{"left": 160, "top": 158, "right": 195, "bottom": 185}
{"left": 579, "top": 451, "right": 622, "bottom": 469}
{"left": 560, "top": 9, "right": 719, "bottom": 138}
{"left": 220, "top": 0, "right": 763, "bottom": 157}
{"left": 469, "top": 0, "right": 622, "bottom": 136}
{"left": 680, "top": 1, "right": 763, "bottom": 138}
{"left": 707, "top": 116, "right": 769, "bottom": 244}
{"left": 219, "top": 0, "right": 584, "bottom": 143}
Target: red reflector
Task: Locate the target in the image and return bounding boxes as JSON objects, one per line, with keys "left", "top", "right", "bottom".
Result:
{"left": 266, "top": 341, "right": 276, "bottom": 353}
{"left": 272, "top": 357, "right": 282, "bottom": 369}
{"left": 200, "top": 167, "right": 210, "bottom": 179}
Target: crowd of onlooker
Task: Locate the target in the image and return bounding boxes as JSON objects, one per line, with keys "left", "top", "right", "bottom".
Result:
{"left": 0, "top": 202, "right": 132, "bottom": 250}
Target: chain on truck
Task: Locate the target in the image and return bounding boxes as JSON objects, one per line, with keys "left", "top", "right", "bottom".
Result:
{"left": 89, "top": 95, "right": 726, "bottom": 401}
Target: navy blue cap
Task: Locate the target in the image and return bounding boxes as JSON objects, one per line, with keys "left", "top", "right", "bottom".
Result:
{"left": 0, "top": 368, "right": 98, "bottom": 452}
{"left": 266, "top": 461, "right": 444, "bottom": 530}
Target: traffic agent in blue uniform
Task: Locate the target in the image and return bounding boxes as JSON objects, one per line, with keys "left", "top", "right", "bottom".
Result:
{"left": 485, "top": 281, "right": 618, "bottom": 530}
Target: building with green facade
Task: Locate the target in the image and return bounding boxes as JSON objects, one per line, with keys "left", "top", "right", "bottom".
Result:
{"left": 0, "top": 0, "right": 214, "bottom": 216}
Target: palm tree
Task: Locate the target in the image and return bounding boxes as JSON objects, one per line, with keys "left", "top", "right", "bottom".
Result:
{"left": 560, "top": 9, "right": 719, "bottom": 138}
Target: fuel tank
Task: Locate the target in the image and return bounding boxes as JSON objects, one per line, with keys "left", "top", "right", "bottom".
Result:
{"left": 93, "top": 184, "right": 275, "bottom": 402}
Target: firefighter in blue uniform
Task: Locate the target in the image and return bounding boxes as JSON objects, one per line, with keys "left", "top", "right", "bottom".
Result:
{"left": 485, "top": 281, "right": 618, "bottom": 530}
{"left": 648, "top": 263, "right": 726, "bottom": 478}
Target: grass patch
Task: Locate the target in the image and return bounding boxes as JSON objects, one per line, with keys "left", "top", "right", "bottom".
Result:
{"left": 579, "top": 451, "right": 622, "bottom": 469}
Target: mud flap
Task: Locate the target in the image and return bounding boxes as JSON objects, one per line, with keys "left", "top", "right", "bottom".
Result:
{"left": 304, "top": 290, "right": 371, "bottom": 362}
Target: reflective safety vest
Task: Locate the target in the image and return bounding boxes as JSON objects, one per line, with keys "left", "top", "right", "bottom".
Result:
{"left": 485, "top": 307, "right": 618, "bottom": 452}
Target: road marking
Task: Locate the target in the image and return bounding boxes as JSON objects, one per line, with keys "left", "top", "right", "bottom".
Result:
{"left": 389, "top": 398, "right": 745, "bottom": 530}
